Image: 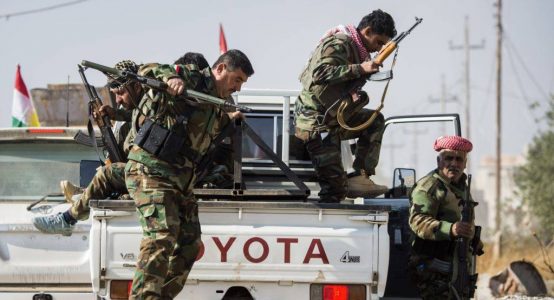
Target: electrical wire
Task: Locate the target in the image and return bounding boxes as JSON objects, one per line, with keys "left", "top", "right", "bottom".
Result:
{"left": 503, "top": 33, "right": 550, "bottom": 102}
{"left": 0, "top": 0, "right": 87, "bottom": 20}
{"left": 504, "top": 39, "right": 541, "bottom": 123}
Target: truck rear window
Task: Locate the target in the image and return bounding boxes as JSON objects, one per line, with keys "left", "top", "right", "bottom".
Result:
{"left": 0, "top": 142, "right": 98, "bottom": 198}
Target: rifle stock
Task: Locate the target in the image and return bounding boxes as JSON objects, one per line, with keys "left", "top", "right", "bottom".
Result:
{"left": 81, "top": 60, "right": 252, "bottom": 112}
{"left": 77, "top": 65, "right": 126, "bottom": 163}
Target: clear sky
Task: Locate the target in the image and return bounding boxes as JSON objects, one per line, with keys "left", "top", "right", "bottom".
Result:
{"left": 1, "top": 0, "right": 553, "bottom": 173}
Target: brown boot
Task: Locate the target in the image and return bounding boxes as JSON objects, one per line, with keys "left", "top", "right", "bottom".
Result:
{"left": 60, "top": 180, "right": 84, "bottom": 203}
{"left": 346, "top": 170, "right": 388, "bottom": 198}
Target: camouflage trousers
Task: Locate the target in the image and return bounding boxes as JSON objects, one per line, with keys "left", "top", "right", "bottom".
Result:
{"left": 295, "top": 109, "right": 384, "bottom": 202}
{"left": 408, "top": 256, "right": 453, "bottom": 299}
{"left": 69, "top": 162, "right": 127, "bottom": 220}
{"left": 125, "top": 160, "right": 201, "bottom": 300}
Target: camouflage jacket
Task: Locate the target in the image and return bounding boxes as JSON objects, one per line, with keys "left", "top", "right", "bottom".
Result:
{"left": 409, "top": 169, "right": 473, "bottom": 242}
{"left": 295, "top": 33, "right": 367, "bottom": 131}
{"left": 127, "top": 63, "right": 231, "bottom": 175}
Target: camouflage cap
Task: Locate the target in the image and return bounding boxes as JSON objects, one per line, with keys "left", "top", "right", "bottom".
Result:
{"left": 107, "top": 60, "right": 139, "bottom": 89}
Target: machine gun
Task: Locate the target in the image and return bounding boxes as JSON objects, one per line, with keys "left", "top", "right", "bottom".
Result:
{"left": 451, "top": 174, "right": 481, "bottom": 299}
{"left": 334, "top": 17, "right": 423, "bottom": 131}
{"left": 77, "top": 64, "right": 126, "bottom": 164}
{"left": 80, "top": 60, "right": 252, "bottom": 113}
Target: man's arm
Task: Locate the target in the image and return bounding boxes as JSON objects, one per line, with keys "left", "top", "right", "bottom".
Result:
{"left": 409, "top": 187, "right": 454, "bottom": 241}
{"left": 312, "top": 38, "right": 378, "bottom": 85}
{"left": 139, "top": 63, "right": 203, "bottom": 96}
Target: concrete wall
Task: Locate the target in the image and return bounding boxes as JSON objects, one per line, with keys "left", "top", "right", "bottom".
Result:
{"left": 30, "top": 84, "right": 112, "bottom": 127}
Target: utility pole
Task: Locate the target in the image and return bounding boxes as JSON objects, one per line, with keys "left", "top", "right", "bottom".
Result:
{"left": 428, "top": 74, "right": 458, "bottom": 135}
{"left": 493, "top": 0, "right": 503, "bottom": 259}
{"left": 449, "top": 16, "right": 485, "bottom": 171}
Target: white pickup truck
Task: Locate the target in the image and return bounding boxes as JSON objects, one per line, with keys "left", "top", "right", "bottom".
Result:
{"left": 0, "top": 90, "right": 462, "bottom": 300}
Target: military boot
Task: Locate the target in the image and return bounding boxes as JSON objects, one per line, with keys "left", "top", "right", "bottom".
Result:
{"left": 60, "top": 180, "right": 84, "bottom": 203}
{"left": 32, "top": 212, "right": 74, "bottom": 236}
{"left": 346, "top": 170, "right": 388, "bottom": 198}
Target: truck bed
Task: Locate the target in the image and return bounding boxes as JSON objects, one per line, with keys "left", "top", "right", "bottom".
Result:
{"left": 89, "top": 200, "right": 391, "bottom": 299}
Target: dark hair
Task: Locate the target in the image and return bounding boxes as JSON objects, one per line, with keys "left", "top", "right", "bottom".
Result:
{"left": 357, "top": 9, "right": 397, "bottom": 38}
{"left": 212, "top": 49, "right": 254, "bottom": 77}
{"left": 174, "top": 52, "right": 209, "bottom": 70}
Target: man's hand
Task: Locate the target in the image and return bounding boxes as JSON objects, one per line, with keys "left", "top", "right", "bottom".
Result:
{"left": 228, "top": 111, "right": 245, "bottom": 121}
{"left": 360, "top": 60, "right": 382, "bottom": 75}
{"left": 451, "top": 221, "right": 475, "bottom": 239}
{"left": 95, "top": 104, "right": 115, "bottom": 119}
{"left": 166, "top": 78, "right": 185, "bottom": 96}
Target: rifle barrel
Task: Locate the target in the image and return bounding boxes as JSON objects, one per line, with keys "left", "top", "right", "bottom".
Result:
{"left": 81, "top": 60, "right": 122, "bottom": 77}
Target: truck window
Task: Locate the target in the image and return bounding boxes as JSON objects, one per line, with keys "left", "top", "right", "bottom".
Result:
{"left": 242, "top": 115, "right": 274, "bottom": 160}
{"left": 0, "top": 142, "right": 97, "bottom": 199}
{"left": 243, "top": 114, "right": 310, "bottom": 162}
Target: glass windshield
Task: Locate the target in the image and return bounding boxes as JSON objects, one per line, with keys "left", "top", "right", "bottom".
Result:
{"left": 0, "top": 142, "right": 98, "bottom": 198}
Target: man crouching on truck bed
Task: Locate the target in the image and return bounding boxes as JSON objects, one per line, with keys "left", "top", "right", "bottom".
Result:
{"left": 294, "top": 9, "right": 396, "bottom": 203}
{"left": 32, "top": 60, "right": 143, "bottom": 236}
{"left": 32, "top": 53, "right": 212, "bottom": 237}
{"left": 125, "top": 49, "right": 254, "bottom": 300}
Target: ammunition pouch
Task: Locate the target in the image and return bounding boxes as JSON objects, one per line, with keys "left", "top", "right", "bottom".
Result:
{"left": 135, "top": 118, "right": 200, "bottom": 165}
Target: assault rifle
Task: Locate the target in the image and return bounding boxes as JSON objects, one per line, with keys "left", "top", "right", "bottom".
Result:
{"left": 451, "top": 174, "right": 481, "bottom": 299}
{"left": 77, "top": 64, "right": 126, "bottom": 163}
{"left": 80, "top": 60, "right": 252, "bottom": 113}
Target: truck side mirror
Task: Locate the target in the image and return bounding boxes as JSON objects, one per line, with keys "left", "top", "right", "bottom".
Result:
{"left": 388, "top": 168, "right": 416, "bottom": 198}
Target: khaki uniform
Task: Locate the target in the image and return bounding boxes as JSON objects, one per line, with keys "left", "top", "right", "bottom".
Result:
{"left": 125, "top": 63, "right": 231, "bottom": 299}
{"left": 408, "top": 170, "right": 474, "bottom": 299}
{"left": 294, "top": 34, "right": 384, "bottom": 202}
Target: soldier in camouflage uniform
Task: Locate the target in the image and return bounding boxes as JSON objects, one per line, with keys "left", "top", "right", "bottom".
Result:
{"left": 408, "top": 136, "right": 479, "bottom": 299}
{"left": 33, "top": 60, "right": 142, "bottom": 236}
{"left": 294, "top": 9, "right": 396, "bottom": 203}
{"left": 33, "top": 54, "right": 211, "bottom": 237}
{"left": 125, "top": 49, "right": 254, "bottom": 300}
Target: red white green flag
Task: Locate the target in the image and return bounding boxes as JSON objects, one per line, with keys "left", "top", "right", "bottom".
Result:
{"left": 12, "top": 65, "right": 40, "bottom": 127}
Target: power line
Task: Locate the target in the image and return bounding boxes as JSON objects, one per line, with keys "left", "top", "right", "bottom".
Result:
{"left": 0, "top": 0, "right": 87, "bottom": 20}
{"left": 504, "top": 39, "right": 542, "bottom": 123}
{"left": 503, "top": 32, "right": 550, "bottom": 102}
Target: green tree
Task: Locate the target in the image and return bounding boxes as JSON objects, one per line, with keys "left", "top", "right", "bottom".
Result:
{"left": 515, "top": 97, "right": 554, "bottom": 236}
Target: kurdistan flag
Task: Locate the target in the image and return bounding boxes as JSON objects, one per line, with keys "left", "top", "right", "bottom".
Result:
{"left": 12, "top": 64, "right": 40, "bottom": 127}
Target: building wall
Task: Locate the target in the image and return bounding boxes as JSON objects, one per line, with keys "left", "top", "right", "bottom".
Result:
{"left": 30, "top": 84, "right": 112, "bottom": 127}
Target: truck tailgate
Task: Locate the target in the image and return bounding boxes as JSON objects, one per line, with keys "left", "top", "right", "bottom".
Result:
{"left": 90, "top": 200, "right": 391, "bottom": 298}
